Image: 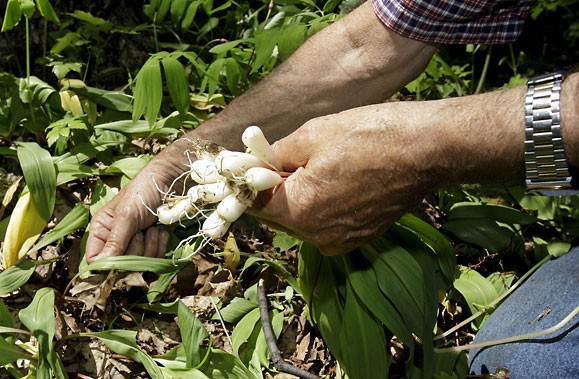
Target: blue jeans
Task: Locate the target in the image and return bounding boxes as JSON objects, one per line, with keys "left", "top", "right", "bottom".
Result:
{"left": 469, "top": 247, "right": 579, "bottom": 378}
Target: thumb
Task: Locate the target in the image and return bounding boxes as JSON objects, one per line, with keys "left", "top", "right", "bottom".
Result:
{"left": 271, "top": 128, "right": 314, "bottom": 171}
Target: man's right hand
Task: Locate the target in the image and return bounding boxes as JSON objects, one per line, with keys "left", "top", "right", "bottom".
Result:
{"left": 85, "top": 157, "right": 182, "bottom": 262}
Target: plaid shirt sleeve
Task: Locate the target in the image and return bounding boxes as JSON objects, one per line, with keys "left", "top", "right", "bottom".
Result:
{"left": 371, "top": 0, "right": 536, "bottom": 44}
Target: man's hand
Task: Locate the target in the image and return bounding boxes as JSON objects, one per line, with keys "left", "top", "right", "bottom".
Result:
{"left": 251, "top": 86, "right": 532, "bottom": 255}
{"left": 85, "top": 146, "right": 187, "bottom": 262}
{"left": 250, "top": 104, "right": 435, "bottom": 256}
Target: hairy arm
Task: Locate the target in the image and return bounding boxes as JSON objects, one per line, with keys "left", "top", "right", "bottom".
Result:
{"left": 85, "top": 1, "right": 437, "bottom": 261}
{"left": 250, "top": 73, "right": 579, "bottom": 255}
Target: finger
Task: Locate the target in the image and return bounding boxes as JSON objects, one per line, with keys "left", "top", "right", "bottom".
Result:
{"left": 126, "top": 232, "right": 145, "bottom": 256}
{"left": 270, "top": 127, "right": 314, "bottom": 171}
{"left": 144, "top": 227, "right": 169, "bottom": 258}
{"left": 157, "top": 229, "right": 170, "bottom": 258}
{"left": 97, "top": 203, "right": 147, "bottom": 259}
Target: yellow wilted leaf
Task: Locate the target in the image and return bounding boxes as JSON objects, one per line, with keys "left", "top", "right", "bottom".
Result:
{"left": 59, "top": 90, "right": 84, "bottom": 116}
{"left": 223, "top": 232, "right": 240, "bottom": 271}
{"left": 0, "top": 176, "right": 22, "bottom": 220}
{"left": 2, "top": 191, "right": 47, "bottom": 268}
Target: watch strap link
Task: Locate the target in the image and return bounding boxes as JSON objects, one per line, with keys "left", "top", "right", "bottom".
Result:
{"left": 524, "top": 72, "right": 573, "bottom": 191}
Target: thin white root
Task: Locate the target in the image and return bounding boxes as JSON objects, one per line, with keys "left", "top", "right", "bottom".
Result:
{"left": 242, "top": 125, "right": 283, "bottom": 171}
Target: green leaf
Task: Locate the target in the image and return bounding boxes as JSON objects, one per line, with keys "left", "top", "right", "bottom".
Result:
{"left": 343, "top": 253, "right": 413, "bottom": 349}
{"left": 80, "top": 256, "right": 188, "bottom": 276}
{"left": 0, "top": 336, "right": 30, "bottom": 366}
{"left": 361, "top": 240, "right": 427, "bottom": 337}
{"left": 447, "top": 202, "right": 536, "bottom": 224}
{"left": 0, "top": 260, "right": 36, "bottom": 295}
{"left": 83, "top": 330, "right": 163, "bottom": 379}
{"left": 453, "top": 266, "right": 499, "bottom": 328}
{"left": 181, "top": 0, "right": 201, "bottom": 30}
{"left": 95, "top": 120, "right": 179, "bottom": 138}
{"left": 252, "top": 29, "right": 279, "bottom": 73}
{"left": 272, "top": 230, "right": 299, "bottom": 252}
{"left": 394, "top": 213, "right": 456, "bottom": 286}
{"left": 162, "top": 56, "right": 190, "bottom": 117}
{"left": 19, "top": 287, "right": 66, "bottom": 378}
{"left": 178, "top": 301, "right": 209, "bottom": 368}
{"left": 36, "top": 0, "right": 60, "bottom": 23}
{"left": 17, "top": 142, "right": 56, "bottom": 220}
{"left": 1, "top": 0, "right": 22, "bottom": 32}
{"left": 339, "top": 282, "right": 389, "bottom": 379}
{"left": 442, "top": 218, "right": 517, "bottom": 252}
{"left": 214, "top": 297, "right": 258, "bottom": 324}
{"left": 231, "top": 307, "right": 261, "bottom": 358}
{"left": 133, "top": 57, "right": 163, "bottom": 126}
{"left": 0, "top": 300, "right": 14, "bottom": 327}
{"left": 107, "top": 156, "right": 152, "bottom": 179}
{"left": 71, "top": 86, "right": 133, "bottom": 113}
{"left": 31, "top": 203, "right": 89, "bottom": 253}
{"left": 209, "top": 40, "right": 246, "bottom": 55}
{"left": 200, "top": 348, "right": 255, "bottom": 379}
{"left": 277, "top": 24, "right": 307, "bottom": 61}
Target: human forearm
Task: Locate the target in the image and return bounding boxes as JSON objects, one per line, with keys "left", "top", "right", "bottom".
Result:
{"left": 181, "top": 1, "right": 436, "bottom": 151}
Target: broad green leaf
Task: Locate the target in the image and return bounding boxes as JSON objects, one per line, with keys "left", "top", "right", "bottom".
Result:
{"left": 200, "top": 348, "right": 255, "bottom": 379}
{"left": 170, "top": 0, "right": 189, "bottom": 25}
{"left": 160, "top": 366, "right": 210, "bottom": 378}
{"left": 339, "top": 282, "right": 389, "bottom": 379}
{"left": 36, "top": 0, "right": 60, "bottom": 23}
{"left": 298, "top": 246, "right": 345, "bottom": 363}
{"left": 231, "top": 307, "right": 261, "bottom": 358}
{"left": 251, "top": 29, "right": 279, "bottom": 73}
{"left": 432, "top": 350, "right": 469, "bottom": 379}
{"left": 394, "top": 213, "right": 456, "bottom": 286}
{"left": 95, "top": 120, "right": 179, "bottom": 138}
{"left": 162, "top": 56, "right": 190, "bottom": 116}
{"left": 89, "top": 180, "right": 117, "bottom": 216}
{"left": 361, "top": 240, "right": 427, "bottom": 337}
{"left": 214, "top": 297, "right": 258, "bottom": 324}
{"left": 17, "top": 142, "right": 56, "bottom": 220}
{"left": 71, "top": 86, "right": 133, "bottom": 112}
{"left": 0, "top": 300, "right": 14, "bottom": 327}
{"left": 224, "top": 57, "right": 241, "bottom": 96}
{"left": 277, "top": 24, "right": 307, "bottom": 60}
{"left": 19, "top": 287, "right": 66, "bottom": 378}
{"left": 82, "top": 330, "right": 163, "bottom": 379}
{"left": 453, "top": 266, "right": 499, "bottom": 328}
{"left": 1, "top": 0, "right": 22, "bottom": 32}
{"left": 447, "top": 202, "right": 536, "bottom": 224}
{"left": 442, "top": 218, "right": 517, "bottom": 252}
{"left": 272, "top": 230, "right": 299, "bottom": 252}
{"left": 107, "top": 156, "right": 152, "bottom": 179}
{"left": 80, "top": 256, "right": 188, "bottom": 276}
{"left": 343, "top": 254, "right": 413, "bottom": 349}
{"left": 178, "top": 301, "right": 209, "bottom": 368}
{"left": 0, "top": 336, "right": 30, "bottom": 366}
{"left": 55, "top": 163, "right": 99, "bottom": 186}
{"left": 31, "top": 203, "right": 89, "bottom": 253}
{"left": 133, "top": 58, "right": 163, "bottom": 126}
{"left": 182, "top": 0, "right": 202, "bottom": 30}
{"left": 0, "top": 260, "right": 36, "bottom": 295}
{"left": 487, "top": 271, "right": 516, "bottom": 296}
{"left": 209, "top": 40, "right": 246, "bottom": 55}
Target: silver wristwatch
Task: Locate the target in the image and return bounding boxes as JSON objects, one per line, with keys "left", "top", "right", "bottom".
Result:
{"left": 524, "top": 71, "right": 577, "bottom": 195}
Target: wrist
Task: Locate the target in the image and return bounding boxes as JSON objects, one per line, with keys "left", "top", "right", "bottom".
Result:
{"left": 561, "top": 72, "right": 579, "bottom": 185}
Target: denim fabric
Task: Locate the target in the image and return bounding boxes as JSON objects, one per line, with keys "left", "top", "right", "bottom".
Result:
{"left": 469, "top": 247, "right": 579, "bottom": 378}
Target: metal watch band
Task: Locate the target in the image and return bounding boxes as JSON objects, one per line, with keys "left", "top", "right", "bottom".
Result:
{"left": 524, "top": 72, "right": 573, "bottom": 191}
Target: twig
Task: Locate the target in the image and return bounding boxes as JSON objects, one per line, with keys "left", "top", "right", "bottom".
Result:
{"left": 257, "top": 279, "right": 321, "bottom": 379}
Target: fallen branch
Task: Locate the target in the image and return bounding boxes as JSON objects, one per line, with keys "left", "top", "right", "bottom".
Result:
{"left": 257, "top": 279, "right": 321, "bottom": 379}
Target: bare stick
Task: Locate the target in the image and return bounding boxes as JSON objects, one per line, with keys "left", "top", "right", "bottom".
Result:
{"left": 257, "top": 279, "right": 321, "bottom": 379}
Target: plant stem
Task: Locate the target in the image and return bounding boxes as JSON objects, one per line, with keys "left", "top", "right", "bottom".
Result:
{"left": 475, "top": 45, "right": 492, "bottom": 95}
{"left": 435, "top": 255, "right": 551, "bottom": 341}
{"left": 436, "top": 305, "right": 579, "bottom": 353}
